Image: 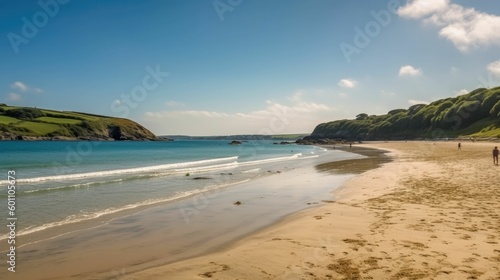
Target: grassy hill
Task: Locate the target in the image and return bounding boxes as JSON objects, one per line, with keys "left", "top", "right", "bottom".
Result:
{"left": 307, "top": 87, "right": 500, "bottom": 141}
{"left": 0, "top": 104, "right": 157, "bottom": 140}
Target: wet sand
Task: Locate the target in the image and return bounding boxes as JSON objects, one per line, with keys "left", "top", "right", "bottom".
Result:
{"left": 130, "top": 141, "right": 500, "bottom": 279}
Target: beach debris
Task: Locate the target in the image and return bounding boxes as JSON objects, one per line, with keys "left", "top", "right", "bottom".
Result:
{"left": 185, "top": 172, "right": 190, "bottom": 176}
{"left": 228, "top": 140, "right": 242, "bottom": 145}
{"left": 220, "top": 172, "right": 234, "bottom": 175}
{"left": 193, "top": 177, "right": 212, "bottom": 180}
{"left": 233, "top": 201, "right": 242, "bottom": 205}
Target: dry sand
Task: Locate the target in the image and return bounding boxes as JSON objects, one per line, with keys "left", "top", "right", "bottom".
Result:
{"left": 131, "top": 141, "right": 500, "bottom": 280}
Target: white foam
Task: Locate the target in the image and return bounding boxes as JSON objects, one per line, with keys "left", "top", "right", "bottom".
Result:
{"left": 238, "top": 153, "right": 303, "bottom": 167}
{"left": 242, "top": 168, "right": 261, "bottom": 173}
{"left": 23, "top": 178, "right": 126, "bottom": 194}
{"left": 9, "top": 156, "right": 239, "bottom": 184}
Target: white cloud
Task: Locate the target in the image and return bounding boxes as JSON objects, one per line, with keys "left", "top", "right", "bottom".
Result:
{"left": 8, "top": 93, "right": 21, "bottom": 101}
{"left": 143, "top": 93, "right": 335, "bottom": 135}
{"left": 147, "top": 110, "right": 229, "bottom": 118}
{"left": 408, "top": 99, "right": 429, "bottom": 105}
{"left": 455, "top": 89, "right": 469, "bottom": 96}
{"left": 181, "top": 111, "right": 229, "bottom": 117}
{"left": 399, "top": 65, "right": 423, "bottom": 77}
{"left": 487, "top": 60, "right": 500, "bottom": 77}
{"left": 10, "top": 81, "right": 43, "bottom": 93}
{"left": 11, "top": 81, "right": 28, "bottom": 92}
{"left": 398, "top": 0, "right": 449, "bottom": 19}
{"left": 338, "top": 78, "right": 357, "bottom": 88}
{"left": 398, "top": 0, "right": 500, "bottom": 52}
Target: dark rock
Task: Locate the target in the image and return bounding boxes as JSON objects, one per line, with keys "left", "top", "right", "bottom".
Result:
{"left": 193, "top": 177, "right": 212, "bottom": 180}
{"left": 229, "top": 140, "right": 242, "bottom": 145}
{"left": 233, "top": 201, "right": 242, "bottom": 205}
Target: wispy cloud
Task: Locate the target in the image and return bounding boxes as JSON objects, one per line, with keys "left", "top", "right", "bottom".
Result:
{"left": 380, "top": 90, "right": 396, "bottom": 97}
{"left": 146, "top": 110, "right": 230, "bottom": 119}
{"left": 455, "top": 88, "right": 469, "bottom": 96}
{"left": 165, "top": 101, "right": 185, "bottom": 107}
{"left": 398, "top": 0, "right": 500, "bottom": 52}
{"left": 398, "top": 0, "right": 449, "bottom": 19}
{"left": 11, "top": 81, "right": 28, "bottom": 92}
{"left": 10, "top": 81, "right": 43, "bottom": 93}
{"left": 8, "top": 93, "right": 22, "bottom": 101}
{"left": 338, "top": 78, "right": 357, "bottom": 88}
{"left": 408, "top": 99, "right": 429, "bottom": 105}
{"left": 399, "top": 65, "right": 423, "bottom": 77}
{"left": 487, "top": 60, "right": 500, "bottom": 77}
{"left": 143, "top": 92, "right": 335, "bottom": 135}
{"left": 288, "top": 91, "right": 304, "bottom": 102}
{"left": 338, "top": 92, "right": 348, "bottom": 98}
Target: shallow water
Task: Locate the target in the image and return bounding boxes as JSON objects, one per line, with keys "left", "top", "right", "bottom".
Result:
{"left": 0, "top": 140, "right": 337, "bottom": 241}
{"left": 0, "top": 141, "right": 364, "bottom": 279}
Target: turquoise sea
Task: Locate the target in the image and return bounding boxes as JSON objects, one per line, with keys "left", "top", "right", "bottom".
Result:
{"left": 0, "top": 140, "right": 359, "bottom": 243}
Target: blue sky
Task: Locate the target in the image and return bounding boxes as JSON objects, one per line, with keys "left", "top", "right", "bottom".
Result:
{"left": 1, "top": 0, "right": 499, "bottom": 136}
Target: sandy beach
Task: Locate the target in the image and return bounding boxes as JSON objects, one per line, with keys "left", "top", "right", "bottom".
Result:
{"left": 131, "top": 141, "right": 500, "bottom": 279}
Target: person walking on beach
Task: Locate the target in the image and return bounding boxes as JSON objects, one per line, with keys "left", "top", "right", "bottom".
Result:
{"left": 458, "top": 142, "right": 461, "bottom": 150}
{"left": 493, "top": 146, "right": 499, "bottom": 166}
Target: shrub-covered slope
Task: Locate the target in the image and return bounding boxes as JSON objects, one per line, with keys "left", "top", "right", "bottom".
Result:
{"left": 310, "top": 87, "right": 500, "bottom": 141}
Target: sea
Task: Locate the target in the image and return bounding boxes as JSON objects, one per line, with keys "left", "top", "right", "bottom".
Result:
{"left": 0, "top": 140, "right": 362, "bottom": 245}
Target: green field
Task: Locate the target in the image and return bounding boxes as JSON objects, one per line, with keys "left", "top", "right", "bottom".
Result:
{"left": 41, "top": 109, "right": 102, "bottom": 121}
{"left": 0, "top": 115, "right": 20, "bottom": 125}
{"left": 0, "top": 105, "right": 156, "bottom": 139}
{"left": 15, "top": 121, "right": 61, "bottom": 135}
{"left": 37, "top": 116, "right": 82, "bottom": 125}
{"left": 0, "top": 105, "right": 18, "bottom": 110}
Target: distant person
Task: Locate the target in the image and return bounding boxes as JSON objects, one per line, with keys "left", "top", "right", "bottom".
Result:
{"left": 493, "top": 146, "right": 499, "bottom": 166}
{"left": 458, "top": 143, "right": 461, "bottom": 150}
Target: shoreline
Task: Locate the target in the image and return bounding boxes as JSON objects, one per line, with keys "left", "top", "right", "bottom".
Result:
{"left": 124, "top": 144, "right": 394, "bottom": 279}
{"left": 3, "top": 148, "right": 366, "bottom": 280}
{"left": 130, "top": 141, "right": 500, "bottom": 279}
